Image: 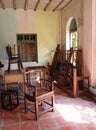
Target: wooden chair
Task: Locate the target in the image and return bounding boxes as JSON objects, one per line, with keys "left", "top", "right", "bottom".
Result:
{"left": 24, "top": 69, "right": 55, "bottom": 120}
{"left": 6, "top": 44, "right": 23, "bottom": 72}
{"left": 72, "top": 66, "right": 90, "bottom": 97}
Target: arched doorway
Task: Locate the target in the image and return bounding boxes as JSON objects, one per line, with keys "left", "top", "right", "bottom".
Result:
{"left": 66, "top": 17, "right": 78, "bottom": 50}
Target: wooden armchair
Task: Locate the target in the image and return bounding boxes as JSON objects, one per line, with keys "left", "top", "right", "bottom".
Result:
{"left": 6, "top": 44, "right": 23, "bottom": 72}
{"left": 24, "top": 69, "right": 55, "bottom": 120}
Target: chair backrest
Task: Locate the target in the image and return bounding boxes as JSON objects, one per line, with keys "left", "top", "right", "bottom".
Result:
{"left": 24, "top": 68, "right": 52, "bottom": 91}
{"left": 6, "top": 45, "right": 12, "bottom": 59}
{"left": 25, "top": 70, "right": 42, "bottom": 87}
{"left": 24, "top": 69, "right": 54, "bottom": 97}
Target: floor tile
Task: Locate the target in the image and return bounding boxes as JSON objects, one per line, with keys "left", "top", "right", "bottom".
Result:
{"left": 0, "top": 86, "right": 96, "bottom": 130}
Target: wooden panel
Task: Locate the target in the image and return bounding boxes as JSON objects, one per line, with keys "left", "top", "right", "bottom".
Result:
{"left": 17, "top": 34, "right": 38, "bottom": 62}
{"left": 26, "top": 43, "right": 37, "bottom": 61}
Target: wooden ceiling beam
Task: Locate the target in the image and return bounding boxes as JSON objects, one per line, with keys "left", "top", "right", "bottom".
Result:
{"left": 24, "top": 0, "right": 29, "bottom": 10}
{"left": 61, "top": 0, "right": 72, "bottom": 10}
{"left": 13, "top": 0, "right": 16, "bottom": 10}
{"left": 43, "top": 0, "right": 52, "bottom": 11}
{"left": 53, "top": 0, "right": 65, "bottom": 11}
{"left": 34, "top": 0, "right": 40, "bottom": 11}
{"left": 0, "top": 0, "right": 5, "bottom": 9}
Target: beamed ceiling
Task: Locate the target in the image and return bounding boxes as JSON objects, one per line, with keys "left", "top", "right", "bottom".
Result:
{"left": 0, "top": 0, "right": 72, "bottom": 11}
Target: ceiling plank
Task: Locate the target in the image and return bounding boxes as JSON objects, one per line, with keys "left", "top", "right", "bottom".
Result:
{"left": 24, "top": 0, "right": 29, "bottom": 10}
{"left": 13, "top": 0, "right": 16, "bottom": 10}
{"left": 0, "top": 0, "right": 5, "bottom": 9}
{"left": 61, "top": 0, "right": 72, "bottom": 10}
{"left": 34, "top": 0, "right": 40, "bottom": 11}
{"left": 53, "top": 0, "right": 65, "bottom": 11}
{"left": 43, "top": 0, "right": 52, "bottom": 11}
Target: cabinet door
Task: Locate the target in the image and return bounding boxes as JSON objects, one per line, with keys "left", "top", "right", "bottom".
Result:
{"left": 19, "top": 42, "right": 37, "bottom": 62}
{"left": 19, "top": 43, "right": 27, "bottom": 62}
{"left": 26, "top": 43, "right": 37, "bottom": 62}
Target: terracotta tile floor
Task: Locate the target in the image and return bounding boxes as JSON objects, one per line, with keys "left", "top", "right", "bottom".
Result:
{"left": 0, "top": 86, "right": 96, "bottom": 130}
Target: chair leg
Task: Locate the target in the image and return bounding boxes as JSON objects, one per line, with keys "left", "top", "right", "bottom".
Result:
{"left": 8, "top": 61, "right": 11, "bottom": 71}
{"left": 18, "top": 60, "right": 23, "bottom": 71}
{"left": 35, "top": 101, "right": 38, "bottom": 120}
{"left": 20, "top": 60, "right": 23, "bottom": 69}
{"left": 24, "top": 97, "right": 27, "bottom": 113}
{"left": 17, "top": 60, "right": 21, "bottom": 71}
{"left": 52, "top": 94, "right": 55, "bottom": 112}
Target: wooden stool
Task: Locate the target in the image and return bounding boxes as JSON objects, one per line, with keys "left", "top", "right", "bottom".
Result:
{"left": 1, "top": 89, "right": 19, "bottom": 110}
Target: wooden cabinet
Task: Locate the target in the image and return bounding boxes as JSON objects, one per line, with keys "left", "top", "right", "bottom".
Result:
{"left": 17, "top": 34, "right": 38, "bottom": 62}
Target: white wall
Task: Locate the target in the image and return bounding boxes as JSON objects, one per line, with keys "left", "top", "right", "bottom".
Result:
{"left": 0, "top": 9, "right": 60, "bottom": 76}
{"left": 16, "top": 9, "right": 35, "bottom": 33}
{"left": 0, "top": 9, "right": 16, "bottom": 60}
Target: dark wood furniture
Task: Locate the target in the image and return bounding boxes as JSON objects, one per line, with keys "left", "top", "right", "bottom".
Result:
{"left": 24, "top": 69, "right": 55, "bottom": 120}
{"left": 25, "top": 66, "right": 51, "bottom": 81}
{"left": 72, "top": 66, "right": 90, "bottom": 97}
{"left": 1, "top": 89, "right": 19, "bottom": 110}
{"left": 6, "top": 44, "right": 23, "bottom": 72}
{"left": 50, "top": 45, "right": 74, "bottom": 88}
{"left": 50, "top": 44, "right": 89, "bottom": 97}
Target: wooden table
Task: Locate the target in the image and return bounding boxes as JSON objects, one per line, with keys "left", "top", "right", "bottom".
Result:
{"left": 4, "top": 70, "right": 24, "bottom": 98}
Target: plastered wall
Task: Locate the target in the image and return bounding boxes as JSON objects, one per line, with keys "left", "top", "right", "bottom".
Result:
{"left": 91, "top": 0, "right": 96, "bottom": 85}
{"left": 34, "top": 10, "right": 60, "bottom": 65}
{"left": 61, "top": 0, "right": 83, "bottom": 48}
{"left": 0, "top": 9, "right": 60, "bottom": 73}
{"left": 0, "top": 9, "right": 16, "bottom": 60}
{"left": 61, "top": 0, "right": 96, "bottom": 85}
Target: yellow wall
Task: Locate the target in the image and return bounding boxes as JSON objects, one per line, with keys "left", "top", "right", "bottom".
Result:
{"left": 16, "top": 9, "right": 60, "bottom": 65}
{"left": 34, "top": 10, "right": 60, "bottom": 65}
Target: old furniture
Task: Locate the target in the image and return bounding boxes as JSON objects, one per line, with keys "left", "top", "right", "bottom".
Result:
{"left": 25, "top": 66, "right": 51, "bottom": 80}
{"left": 50, "top": 44, "right": 89, "bottom": 97}
{"left": 6, "top": 44, "right": 23, "bottom": 72}
{"left": 4, "top": 70, "right": 24, "bottom": 98}
{"left": 24, "top": 69, "right": 55, "bottom": 120}
{"left": 1, "top": 89, "right": 19, "bottom": 110}
{"left": 50, "top": 45, "right": 74, "bottom": 88}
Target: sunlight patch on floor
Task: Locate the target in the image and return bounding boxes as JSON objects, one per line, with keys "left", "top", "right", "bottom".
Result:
{"left": 56, "top": 104, "right": 89, "bottom": 123}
